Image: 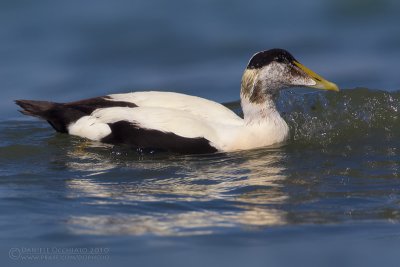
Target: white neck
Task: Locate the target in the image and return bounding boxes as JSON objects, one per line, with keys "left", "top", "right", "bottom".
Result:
{"left": 241, "top": 95, "right": 280, "bottom": 124}
{"left": 221, "top": 68, "right": 290, "bottom": 151}
{"left": 240, "top": 68, "right": 285, "bottom": 125}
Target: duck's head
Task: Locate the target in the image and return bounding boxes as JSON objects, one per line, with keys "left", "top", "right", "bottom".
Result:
{"left": 241, "top": 48, "right": 339, "bottom": 103}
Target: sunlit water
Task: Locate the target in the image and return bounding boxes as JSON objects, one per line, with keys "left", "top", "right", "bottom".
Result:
{"left": 2, "top": 0, "right": 400, "bottom": 266}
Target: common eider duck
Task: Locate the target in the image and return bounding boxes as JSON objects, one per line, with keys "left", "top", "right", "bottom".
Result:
{"left": 16, "top": 49, "right": 339, "bottom": 154}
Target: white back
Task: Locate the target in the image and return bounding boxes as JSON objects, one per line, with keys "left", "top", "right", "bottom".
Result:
{"left": 108, "top": 91, "right": 243, "bottom": 125}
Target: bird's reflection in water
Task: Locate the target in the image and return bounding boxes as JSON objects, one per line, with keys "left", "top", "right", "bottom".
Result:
{"left": 64, "top": 141, "right": 288, "bottom": 236}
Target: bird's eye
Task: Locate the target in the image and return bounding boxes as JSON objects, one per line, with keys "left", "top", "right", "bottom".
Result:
{"left": 275, "top": 57, "right": 284, "bottom": 63}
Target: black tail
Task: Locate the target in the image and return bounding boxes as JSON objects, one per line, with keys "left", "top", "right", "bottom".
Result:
{"left": 16, "top": 96, "right": 139, "bottom": 134}
{"left": 15, "top": 100, "right": 85, "bottom": 133}
{"left": 15, "top": 100, "right": 58, "bottom": 118}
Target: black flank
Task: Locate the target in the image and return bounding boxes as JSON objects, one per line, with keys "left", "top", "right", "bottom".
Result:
{"left": 102, "top": 121, "right": 218, "bottom": 154}
{"left": 15, "top": 97, "right": 138, "bottom": 133}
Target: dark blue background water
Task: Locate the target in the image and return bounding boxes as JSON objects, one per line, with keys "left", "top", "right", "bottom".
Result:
{"left": 2, "top": 0, "right": 400, "bottom": 119}
{"left": 1, "top": 0, "right": 400, "bottom": 266}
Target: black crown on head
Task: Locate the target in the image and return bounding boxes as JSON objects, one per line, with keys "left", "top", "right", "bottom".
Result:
{"left": 247, "top": 48, "right": 296, "bottom": 69}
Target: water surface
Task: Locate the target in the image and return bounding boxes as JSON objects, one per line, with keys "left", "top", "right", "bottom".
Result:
{"left": 2, "top": 89, "right": 400, "bottom": 266}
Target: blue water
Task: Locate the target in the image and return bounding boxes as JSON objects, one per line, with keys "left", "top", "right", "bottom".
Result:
{"left": 1, "top": 0, "right": 400, "bottom": 266}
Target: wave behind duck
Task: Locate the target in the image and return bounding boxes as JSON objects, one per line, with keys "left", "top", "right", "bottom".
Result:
{"left": 277, "top": 88, "right": 400, "bottom": 147}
